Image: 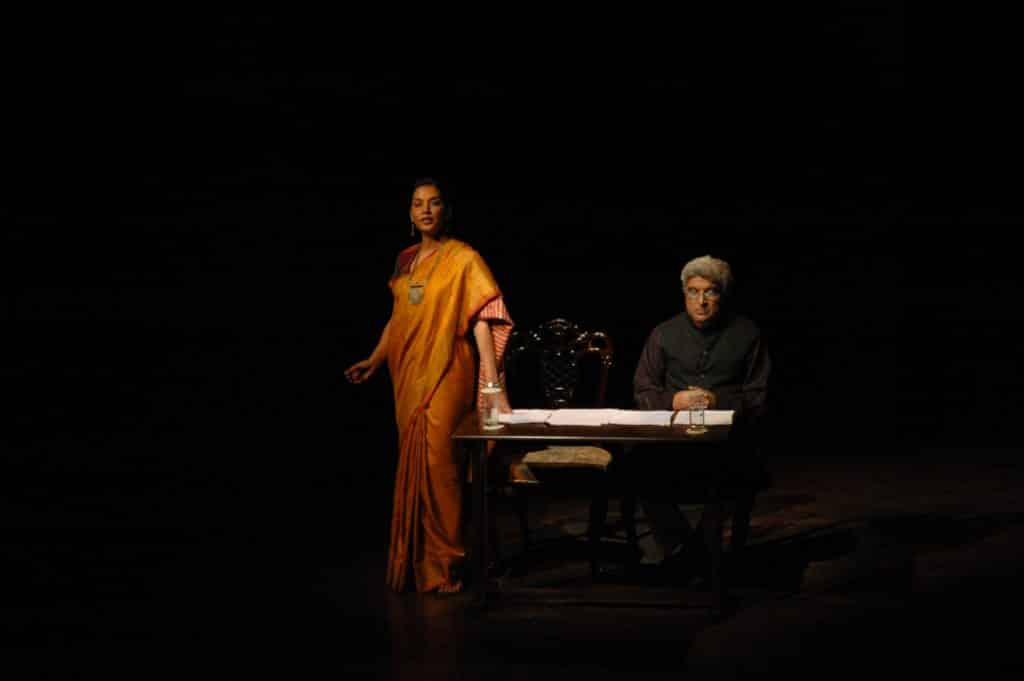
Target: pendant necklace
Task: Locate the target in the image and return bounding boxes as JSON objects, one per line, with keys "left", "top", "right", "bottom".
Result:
{"left": 408, "top": 241, "right": 446, "bottom": 305}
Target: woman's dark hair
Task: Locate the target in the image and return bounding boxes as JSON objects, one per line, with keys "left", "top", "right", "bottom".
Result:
{"left": 411, "top": 177, "right": 455, "bottom": 233}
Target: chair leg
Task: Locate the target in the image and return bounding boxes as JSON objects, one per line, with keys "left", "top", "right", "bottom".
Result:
{"left": 621, "top": 492, "right": 638, "bottom": 552}
{"left": 588, "top": 486, "right": 609, "bottom": 577}
{"left": 512, "top": 489, "right": 531, "bottom": 555}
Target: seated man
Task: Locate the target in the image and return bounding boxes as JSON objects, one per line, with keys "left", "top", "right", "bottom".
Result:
{"left": 631, "top": 254, "right": 771, "bottom": 575}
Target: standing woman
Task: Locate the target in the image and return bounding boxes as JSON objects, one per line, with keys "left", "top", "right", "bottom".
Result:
{"left": 345, "top": 178, "right": 513, "bottom": 595}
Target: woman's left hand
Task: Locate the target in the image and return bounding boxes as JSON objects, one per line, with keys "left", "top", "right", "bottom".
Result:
{"left": 345, "top": 358, "right": 379, "bottom": 384}
{"left": 496, "top": 391, "right": 513, "bottom": 414}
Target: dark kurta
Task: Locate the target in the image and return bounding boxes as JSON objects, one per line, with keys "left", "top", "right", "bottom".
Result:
{"left": 633, "top": 311, "right": 770, "bottom": 436}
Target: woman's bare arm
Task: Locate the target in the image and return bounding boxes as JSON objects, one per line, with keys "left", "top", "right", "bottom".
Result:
{"left": 472, "top": 318, "right": 511, "bottom": 411}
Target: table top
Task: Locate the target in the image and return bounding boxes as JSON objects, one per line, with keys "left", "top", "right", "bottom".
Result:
{"left": 451, "top": 411, "right": 731, "bottom": 444}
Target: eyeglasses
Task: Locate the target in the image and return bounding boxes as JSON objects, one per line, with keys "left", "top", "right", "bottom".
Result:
{"left": 684, "top": 287, "right": 721, "bottom": 301}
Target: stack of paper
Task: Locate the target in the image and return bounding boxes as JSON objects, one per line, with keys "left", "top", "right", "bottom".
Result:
{"left": 606, "top": 410, "right": 675, "bottom": 426}
{"left": 545, "top": 409, "right": 620, "bottom": 426}
{"left": 497, "top": 409, "right": 553, "bottom": 424}
{"left": 671, "top": 410, "right": 734, "bottom": 426}
{"left": 495, "top": 408, "right": 735, "bottom": 427}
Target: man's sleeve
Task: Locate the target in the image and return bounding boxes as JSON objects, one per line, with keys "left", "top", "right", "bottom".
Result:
{"left": 713, "top": 334, "right": 770, "bottom": 426}
{"left": 633, "top": 327, "right": 675, "bottom": 410}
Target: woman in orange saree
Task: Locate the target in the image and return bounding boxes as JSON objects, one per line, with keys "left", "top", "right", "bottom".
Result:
{"left": 345, "top": 179, "right": 513, "bottom": 594}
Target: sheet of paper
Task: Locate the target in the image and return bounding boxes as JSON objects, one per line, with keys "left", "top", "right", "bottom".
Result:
{"left": 497, "top": 409, "right": 553, "bottom": 424}
{"left": 605, "top": 410, "right": 675, "bottom": 426}
{"left": 500, "top": 408, "right": 734, "bottom": 427}
{"left": 545, "top": 409, "right": 620, "bottom": 426}
{"left": 670, "top": 410, "right": 734, "bottom": 426}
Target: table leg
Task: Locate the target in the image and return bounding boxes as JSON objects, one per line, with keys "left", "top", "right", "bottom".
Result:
{"left": 471, "top": 441, "right": 489, "bottom": 607}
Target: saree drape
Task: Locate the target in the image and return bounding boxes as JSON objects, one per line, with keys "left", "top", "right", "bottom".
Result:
{"left": 384, "top": 239, "right": 511, "bottom": 592}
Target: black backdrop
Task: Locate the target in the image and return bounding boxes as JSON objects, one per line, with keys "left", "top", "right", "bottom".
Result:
{"left": 8, "top": 7, "right": 1022, "bottom": 558}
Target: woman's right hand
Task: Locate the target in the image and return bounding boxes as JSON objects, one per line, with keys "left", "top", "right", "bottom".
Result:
{"left": 345, "top": 358, "right": 379, "bottom": 384}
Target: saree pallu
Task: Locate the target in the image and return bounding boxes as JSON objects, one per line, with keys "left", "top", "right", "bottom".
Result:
{"left": 384, "top": 239, "right": 512, "bottom": 592}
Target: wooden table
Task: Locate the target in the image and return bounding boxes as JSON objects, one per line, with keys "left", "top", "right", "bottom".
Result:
{"left": 452, "top": 412, "right": 736, "bottom": 616}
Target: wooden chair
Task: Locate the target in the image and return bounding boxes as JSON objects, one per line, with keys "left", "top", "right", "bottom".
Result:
{"left": 494, "top": 318, "right": 638, "bottom": 577}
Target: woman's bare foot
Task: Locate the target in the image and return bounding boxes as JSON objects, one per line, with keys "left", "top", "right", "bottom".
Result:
{"left": 435, "top": 580, "right": 463, "bottom": 595}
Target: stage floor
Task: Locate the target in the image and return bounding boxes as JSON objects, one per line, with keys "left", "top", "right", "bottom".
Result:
{"left": 5, "top": 447, "right": 1024, "bottom": 678}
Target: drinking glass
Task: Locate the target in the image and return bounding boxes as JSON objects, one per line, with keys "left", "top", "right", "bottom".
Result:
{"left": 686, "top": 393, "right": 708, "bottom": 435}
{"left": 480, "top": 382, "right": 504, "bottom": 430}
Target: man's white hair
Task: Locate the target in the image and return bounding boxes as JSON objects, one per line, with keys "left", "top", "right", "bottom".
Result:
{"left": 680, "top": 254, "right": 734, "bottom": 296}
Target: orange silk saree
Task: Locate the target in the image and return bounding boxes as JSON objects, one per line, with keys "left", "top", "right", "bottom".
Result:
{"left": 384, "top": 239, "right": 510, "bottom": 592}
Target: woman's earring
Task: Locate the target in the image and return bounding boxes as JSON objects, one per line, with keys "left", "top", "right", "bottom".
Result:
{"left": 410, "top": 222, "right": 416, "bottom": 237}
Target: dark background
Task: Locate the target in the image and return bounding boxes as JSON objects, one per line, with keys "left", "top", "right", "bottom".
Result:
{"left": 5, "top": 4, "right": 1023, "bottom": 668}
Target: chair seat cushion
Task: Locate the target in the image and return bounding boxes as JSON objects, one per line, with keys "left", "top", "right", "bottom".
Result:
{"left": 521, "top": 445, "right": 612, "bottom": 470}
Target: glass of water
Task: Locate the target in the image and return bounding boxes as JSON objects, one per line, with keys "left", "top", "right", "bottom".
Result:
{"left": 686, "top": 392, "right": 708, "bottom": 435}
{"left": 480, "top": 381, "right": 504, "bottom": 430}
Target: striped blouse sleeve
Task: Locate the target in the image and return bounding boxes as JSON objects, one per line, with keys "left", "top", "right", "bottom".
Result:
{"left": 474, "top": 296, "right": 514, "bottom": 408}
